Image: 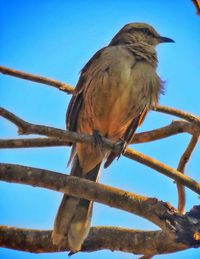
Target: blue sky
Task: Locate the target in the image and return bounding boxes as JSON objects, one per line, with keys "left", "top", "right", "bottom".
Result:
{"left": 0, "top": 0, "right": 200, "bottom": 258}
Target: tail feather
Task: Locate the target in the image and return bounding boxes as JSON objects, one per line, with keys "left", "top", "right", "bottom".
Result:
{"left": 52, "top": 155, "right": 101, "bottom": 252}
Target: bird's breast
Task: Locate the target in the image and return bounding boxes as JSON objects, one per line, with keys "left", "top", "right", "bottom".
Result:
{"left": 77, "top": 46, "right": 160, "bottom": 140}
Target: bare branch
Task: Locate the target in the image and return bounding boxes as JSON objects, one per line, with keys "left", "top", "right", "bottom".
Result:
{"left": 0, "top": 226, "right": 188, "bottom": 255}
{"left": 0, "top": 107, "right": 116, "bottom": 148}
{"left": 176, "top": 133, "right": 200, "bottom": 213}
{"left": 1, "top": 65, "right": 200, "bottom": 129}
{"left": 0, "top": 137, "right": 69, "bottom": 149}
{"left": 0, "top": 120, "right": 195, "bottom": 149}
{"left": 1, "top": 65, "right": 200, "bottom": 128}
{"left": 1, "top": 107, "right": 200, "bottom": 195}
{"left": 1, "top": 66, "right": 200, "bottom": 256}
{"left": 154, "top": 105, "right": 200, "bottom": 128}
{"left": 132, "top": 120, "right": 194, "bottom": 143}
{"left": 0, "top": 163, "right": 180, "bottom": 229}
{"left": 124, "top": 148, "right": 200, "bottom": 195}
{"left": 0, "top": 65, "right": 74, "bottom": 94}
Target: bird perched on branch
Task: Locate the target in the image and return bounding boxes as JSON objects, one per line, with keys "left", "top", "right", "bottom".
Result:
{"left": 52, "top": 22, "right": 174, "bottom": 252}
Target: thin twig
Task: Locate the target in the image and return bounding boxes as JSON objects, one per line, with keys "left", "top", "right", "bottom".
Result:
{"left": 124, "top": 148, "right": 200, "bottom": 195}
{"left": 132, "top": 120, "right": 194, "bottom": 143}
{"left": 0, "top": 66, "right": 74, "bottom": 94}
{"left": 176, "top": 133, "right": 200, "bottom": 213}
{"left": 154, "top": 105, "right": 200, "bottom": 128}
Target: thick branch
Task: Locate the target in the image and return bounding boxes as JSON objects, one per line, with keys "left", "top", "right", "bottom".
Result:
{"left": 0, "top": 66, "right": 74, "bottom": 94}
{"left": 0, "top": 226, "right": 187, "bottom": 255}
{"left": 0, "top": 163, "right": 179, "bottom": 229}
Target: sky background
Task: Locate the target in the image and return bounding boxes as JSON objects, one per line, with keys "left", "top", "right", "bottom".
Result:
{"left": 0, "top": 0, "right": 200, "bottom": 258}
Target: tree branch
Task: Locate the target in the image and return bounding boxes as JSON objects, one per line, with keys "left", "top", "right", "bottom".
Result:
{"left": 153, "top": 105, "right": 200, "bottom": 128}
{"left": 0, "top": 120, "right": 195, "bottom": 149}
{"left": 0, "top": 162, "right": 179, "bottom": 229}
{"left": 0, "top": 226, "right": 188, "bottom": 256}
{"left": 176, "top": 133, "right": 199, "bottom": 213}
{"left": 132, "top": 120, "right": 194, "bottom": 143}
{"left": 1, "top": 107, "right": 200, "bottom": 195}
{"left": 125, "top": 148, "right": 200, "bottom": 195}
{"left": 1, "top": 65, "right": 200, "bottom": 128}
{"left": 1, "top": 65, "right": 200, "bottom": 256}
{"left": 0, "top": 107, "right": 115, "bottom": 147}
{"left": 0, "top": 66, "right": 74, "bottom": 94}
{"left": 0, "top": 137, "right": 69, "bottom": 149}
{"left": 1, "top": 164, "right": 200, "bottom": 256}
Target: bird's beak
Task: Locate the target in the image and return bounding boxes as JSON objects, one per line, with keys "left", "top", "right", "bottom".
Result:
{"left": 158, "top": 36, "right": 175, "bottom": 43}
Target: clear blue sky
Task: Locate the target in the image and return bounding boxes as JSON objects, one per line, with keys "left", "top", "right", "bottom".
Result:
{"left": 0, "top": 1, "right": 200, "bottom": 258}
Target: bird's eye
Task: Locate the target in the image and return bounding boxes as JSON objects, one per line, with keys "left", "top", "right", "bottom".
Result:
{"left": 142, "top": 28, "right": 149, "bottom": 34}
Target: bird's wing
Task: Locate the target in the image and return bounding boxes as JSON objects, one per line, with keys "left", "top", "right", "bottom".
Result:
{"left": 66, "top": 47, "right": 107, "bottom": 132}
{"left": 123, "top": 105, "right": 148, "bottom": 144}
{"left": 66, "top": 47, "right": 107, "bottom": 166}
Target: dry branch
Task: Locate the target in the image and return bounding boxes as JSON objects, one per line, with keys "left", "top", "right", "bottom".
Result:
{"left": 154, "top": 105, "right": 200, "bottom": 128}
{"left": 0, "top": 163, "right": 178, "bottom": 228}
{"left": 1, "top": 107, "right": 200, "bottom": 195}
{"left": 0, "top": 66, "right": 74, "bottom": 94}
{"left": 0, "top": 226, "right": 188, "bottom": 256}
{"left": 124, "top": 148, "right": 200, "bottom": 195}
{"left": 1, "top": 65, "right": 200, "bottom": 256}
{"left": 1, "top": 164, "right": 200, "bottom": 256}
{"left": 1, "top": 65, "right": 200, "bottom": 127}
{"left": 0, "top": 120, "right": 195, "bottom": 149}
{"left": 0, "top": 137, "right": 69, "bottom": 148}
{"left": 176, "top": 133, "right": 199, "bottom": 213}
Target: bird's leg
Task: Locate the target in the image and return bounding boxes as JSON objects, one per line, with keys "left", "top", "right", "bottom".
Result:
{"left": 93, "top": 129, "right": 104, "bottom": 148}
{"left": 116, "top": 138, "right": 128, "bottom": 159}
{"left": 92, "top": 129, "right": 105, "bottom": 157}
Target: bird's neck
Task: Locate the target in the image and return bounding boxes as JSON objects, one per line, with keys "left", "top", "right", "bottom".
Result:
{"left": 126, "top": 42, "right": 158, "bottom": 67}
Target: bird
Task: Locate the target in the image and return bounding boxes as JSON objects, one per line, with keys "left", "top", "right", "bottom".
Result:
{"left": 52, "top": 22, "right": 174, "bottom": 252}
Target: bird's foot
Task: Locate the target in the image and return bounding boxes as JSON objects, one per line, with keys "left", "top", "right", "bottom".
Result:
{"left": 93, "top": 130, "right": 104, "bottom": 148}
{"left": 116, "top": 139, "right": 128, "bottom": 159}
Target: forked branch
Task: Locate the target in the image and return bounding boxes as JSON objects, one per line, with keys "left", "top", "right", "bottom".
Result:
{"left": 1, "top": 65, "right": 200, "bottom": 256}
{"left": 0, "top": 165, "right": 200, "bottom": 256}
{"left": 1, "top": 107, "right": 200, "bottom": 195}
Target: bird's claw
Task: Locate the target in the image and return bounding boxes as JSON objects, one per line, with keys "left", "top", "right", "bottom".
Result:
{"left": 93, "top": 130, "right": 104, "bottom": 148}
{"left": 116, "top": 139, "right": 128, "bottom": 159}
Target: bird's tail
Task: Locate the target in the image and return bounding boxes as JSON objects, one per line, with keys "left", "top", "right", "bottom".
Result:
{"left": 52, "top": 155, "right": 101, "bottom": 252}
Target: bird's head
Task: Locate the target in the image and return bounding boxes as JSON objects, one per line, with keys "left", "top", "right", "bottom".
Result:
{"left": 109, "top": 23, "right": 174, "bottom": 46}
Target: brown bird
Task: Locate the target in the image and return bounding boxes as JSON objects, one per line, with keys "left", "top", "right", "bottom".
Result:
{"left": 52, "top": 22, "right": 174, "bottom": 252}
